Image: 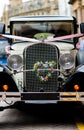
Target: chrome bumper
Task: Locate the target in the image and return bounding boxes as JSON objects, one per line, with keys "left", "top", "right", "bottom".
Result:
{"left": 0, "top": 92, "right": 84, "bottom": 103}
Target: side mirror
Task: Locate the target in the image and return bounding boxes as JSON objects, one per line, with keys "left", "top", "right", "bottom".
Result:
{"left": 0, "top": 23, "right": 5, "bottom": 34}
{"left": 80, "top": 23, "right": 84, "bottom": 33}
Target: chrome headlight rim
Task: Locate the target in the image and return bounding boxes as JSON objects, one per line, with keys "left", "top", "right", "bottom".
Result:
{"left": 7, "top": 54, "right": 23, "bottom": 70}
{"left": 59, "top": 53, "right": 75, "bottom": 70}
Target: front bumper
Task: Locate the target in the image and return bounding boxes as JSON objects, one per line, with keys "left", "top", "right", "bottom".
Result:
{"left": 0, "top": 92, "right": 84, "bottom": 104}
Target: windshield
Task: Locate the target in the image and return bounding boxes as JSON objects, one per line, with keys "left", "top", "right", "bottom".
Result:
{"left": 12, "top": 21, "right": 74, "bottom": 42}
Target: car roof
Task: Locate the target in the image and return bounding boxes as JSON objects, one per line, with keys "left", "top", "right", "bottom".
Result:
{"left": 9, "top": 15, "right": 74, "bottom": 22}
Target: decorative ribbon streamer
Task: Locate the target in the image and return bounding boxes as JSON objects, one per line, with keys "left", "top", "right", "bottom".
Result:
{"left": 0, "top": 33, "right": 84, "bottom": 43}
{"left": 0, "top": 34, "right": 40, "bottom": 43}
{"left": 45, "top": 33, "right": 84, "bottom": 42}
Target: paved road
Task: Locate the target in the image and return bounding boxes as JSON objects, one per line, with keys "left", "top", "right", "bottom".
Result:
{"left": 0, "top": 102, "right": 83, "bottom": 130}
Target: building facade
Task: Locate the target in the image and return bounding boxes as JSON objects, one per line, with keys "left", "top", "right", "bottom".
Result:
{"left": 9, "top": 0, "right": 22, "bottom": 7}
{"left": 69, "top": 0, "right": 84, "bottom": 25}
{"left": 8, "top": 0, "right": 59, "bottom": 18}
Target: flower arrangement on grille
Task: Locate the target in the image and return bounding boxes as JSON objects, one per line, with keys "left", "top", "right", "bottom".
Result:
{"left": 33, "top": 61, "right": 56, "bottom": 82}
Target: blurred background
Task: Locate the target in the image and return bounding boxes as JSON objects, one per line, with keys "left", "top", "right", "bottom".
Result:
{"left": 0, "top": 0, "right": 83, "bottom": 32}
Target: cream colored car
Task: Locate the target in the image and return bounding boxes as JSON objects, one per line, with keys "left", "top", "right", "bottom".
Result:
{"left": 0, "top": 16, "right": 84, "bottom": 111}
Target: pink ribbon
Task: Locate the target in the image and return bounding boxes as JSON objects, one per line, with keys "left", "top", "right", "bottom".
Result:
{"left": 45, "top": 33, "right": 84, "bottom": 42}
{"left": 0, "top": 33, "right": 84, "bottom": 43}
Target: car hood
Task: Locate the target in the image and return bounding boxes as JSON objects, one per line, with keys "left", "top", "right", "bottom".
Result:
{"left": 11, "top": 41, "right": 74, "bottom": 54}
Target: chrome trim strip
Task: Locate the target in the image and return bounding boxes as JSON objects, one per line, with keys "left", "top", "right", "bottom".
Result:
{"left": 0, "top": 92, "right": 21, "bottom": 102}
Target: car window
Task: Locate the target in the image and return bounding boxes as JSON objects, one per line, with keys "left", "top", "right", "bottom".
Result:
{"left": 0, "top": 39, "right": 9, "bottom": 65}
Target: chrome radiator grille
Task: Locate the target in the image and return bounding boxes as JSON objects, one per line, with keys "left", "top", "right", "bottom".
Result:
{"left": 23, "top": 43, "right": 59, "bottom": 92}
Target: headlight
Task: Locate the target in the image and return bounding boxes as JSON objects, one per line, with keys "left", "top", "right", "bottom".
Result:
{"left": 59, "top": 53, "right": 74, "bottom": 70}
{"left": 7, "top": 55, "right": 22, "bottom": 70}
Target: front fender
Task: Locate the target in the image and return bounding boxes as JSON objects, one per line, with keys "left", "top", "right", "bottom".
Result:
{"left": 0, "top": 65, "right": 18, "bottom": 92}
{"left": 64, "top": 65, "right": 84, "bottom": 92}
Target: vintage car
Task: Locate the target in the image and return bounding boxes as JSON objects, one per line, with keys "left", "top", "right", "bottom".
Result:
{"left": 0, "top": 15, "right": 84, "bottom": 111}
